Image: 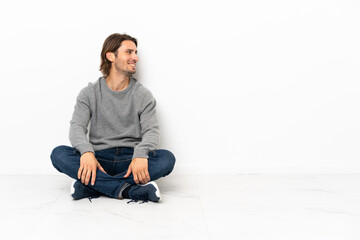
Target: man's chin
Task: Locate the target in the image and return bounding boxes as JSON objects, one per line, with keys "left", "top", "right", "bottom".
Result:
{"left": 125, "top": 70, "right": 136, "bottom": 76}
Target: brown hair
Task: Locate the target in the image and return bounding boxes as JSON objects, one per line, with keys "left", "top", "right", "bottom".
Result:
{"left": 99, "top": 33, "right": 138, "bottom": 77}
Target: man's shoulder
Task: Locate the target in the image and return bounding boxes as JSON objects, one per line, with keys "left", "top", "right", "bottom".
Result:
{"left": 77, "top": 77, "right": 101, "bottom": 98}
{"left": 132, "top": 77, "right": 153, "bottom": 98}
{"left": 86, "top": 77, "right": 101, "bottom": 90}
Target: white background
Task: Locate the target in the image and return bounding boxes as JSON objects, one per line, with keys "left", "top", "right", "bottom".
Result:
{"left": 0, "top": 0, "right": 359, "bottom": 174}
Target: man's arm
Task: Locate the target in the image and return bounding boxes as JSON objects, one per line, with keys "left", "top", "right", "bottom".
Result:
{"left": 124, "top": 91, "right": 159, "bottom": 184}
{"left": 69, "top": 87, "right": 106, "bottom": 185}
{"left": 133, "top": 93, "right": 160, "bottom": 159}
{"left": 69, "top": 87, "right": 94, "bottom": 155}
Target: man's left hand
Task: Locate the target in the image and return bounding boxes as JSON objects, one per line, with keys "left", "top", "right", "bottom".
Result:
{"left": 124, "top": 157, "right": 150, "bottom": 184}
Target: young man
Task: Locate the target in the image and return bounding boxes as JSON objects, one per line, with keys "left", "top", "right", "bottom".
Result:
{"left": 50, "top": 33, "right": 175, "bottom": 203}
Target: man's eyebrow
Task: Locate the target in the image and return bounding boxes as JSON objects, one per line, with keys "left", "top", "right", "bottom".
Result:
{"left": 125, "top": 49, "right": 137, "bottom": 52}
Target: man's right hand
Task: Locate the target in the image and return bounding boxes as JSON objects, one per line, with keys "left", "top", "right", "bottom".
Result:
{"left": 78, "top": 152, "right": 107, "bottom": 186}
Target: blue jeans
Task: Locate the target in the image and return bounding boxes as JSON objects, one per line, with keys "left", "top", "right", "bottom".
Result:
{"left": 50, "top": 145, "right": 176, "bottom": 198}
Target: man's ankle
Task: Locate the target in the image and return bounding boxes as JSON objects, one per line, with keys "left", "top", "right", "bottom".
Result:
{"left": 118, "top": 183, "right": 132, "bottom": 199}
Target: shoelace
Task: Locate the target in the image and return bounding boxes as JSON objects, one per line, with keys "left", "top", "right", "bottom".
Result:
{"left": 129, "top": 185, "right": 149, "bottom": 201}
{"left": 127, "top": 199, "right": 148, "bottom": 204}
{"left": 87, "top": 197, "right": 148, "bottom": 204}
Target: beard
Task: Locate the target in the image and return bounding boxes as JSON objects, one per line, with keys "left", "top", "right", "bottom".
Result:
{"left": 114, "top": 63, "right": 136, "bottom": 76}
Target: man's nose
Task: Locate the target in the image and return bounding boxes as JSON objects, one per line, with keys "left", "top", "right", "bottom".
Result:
{"left": 132, "top": 53, "right": 138, "bottom": 62}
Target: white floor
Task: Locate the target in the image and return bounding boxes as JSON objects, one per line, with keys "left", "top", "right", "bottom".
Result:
{"left": 0, "top": 174, "right": 359, "bottom": 240}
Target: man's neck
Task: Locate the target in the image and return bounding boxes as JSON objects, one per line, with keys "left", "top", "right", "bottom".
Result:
{"left": 105, "top": 73, "right": 130, "bottom": 92}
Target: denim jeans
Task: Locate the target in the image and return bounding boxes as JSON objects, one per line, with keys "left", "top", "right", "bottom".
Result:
{"left": 50, "top": 145, "right": 175, "bottom": 198}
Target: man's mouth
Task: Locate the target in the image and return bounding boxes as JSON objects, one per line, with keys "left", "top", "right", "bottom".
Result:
{"left": 129, "top": 63, "right": 136, "bottom": 67}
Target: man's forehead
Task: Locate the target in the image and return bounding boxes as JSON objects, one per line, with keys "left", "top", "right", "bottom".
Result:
{"left": 119, "top": 40, "right": 137, "bottom": 50}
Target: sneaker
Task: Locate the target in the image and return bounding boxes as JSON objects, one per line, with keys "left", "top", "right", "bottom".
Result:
{"left": 128, "top": 181, "right": 161, "bottom": 203}
{"left": 70, "top": 179, "right": 102, "bottom": 200}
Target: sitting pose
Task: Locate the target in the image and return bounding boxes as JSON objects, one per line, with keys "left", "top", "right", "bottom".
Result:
{"left": 50, "top": 33, "right": 175, "bottom": 203}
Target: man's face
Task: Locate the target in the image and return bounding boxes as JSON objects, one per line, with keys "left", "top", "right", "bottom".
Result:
{"left": 111, "top": 40, "right": 138, "bottom": 76}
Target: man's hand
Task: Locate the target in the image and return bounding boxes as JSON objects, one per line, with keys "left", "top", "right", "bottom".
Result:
{"left": 124, "top": 157, "right": 150, "bottom": 184}
{"left": 78, "top": 152, "right": 107, "bottom": 185}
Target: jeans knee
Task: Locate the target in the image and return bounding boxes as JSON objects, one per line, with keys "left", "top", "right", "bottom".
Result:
{"left": 163, "top": 149, "right": 176, "bottom": 175}
{"left": 50, "top": 145, "right": 68, "bottom": 169}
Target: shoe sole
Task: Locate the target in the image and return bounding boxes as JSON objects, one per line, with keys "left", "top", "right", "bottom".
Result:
{"left": 70, "top": 179, "right": 76, "bottom": 195}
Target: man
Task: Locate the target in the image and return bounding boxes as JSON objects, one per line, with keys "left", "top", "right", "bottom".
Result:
{"left": 50, "top": 33, "right": 175, "bottom": 203}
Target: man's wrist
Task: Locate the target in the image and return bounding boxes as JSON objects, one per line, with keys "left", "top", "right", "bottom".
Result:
{"left": 81, "top": 151, "right": 95, "bottom": 156}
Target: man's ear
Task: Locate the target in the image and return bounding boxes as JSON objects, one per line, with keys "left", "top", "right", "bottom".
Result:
{"left": 106, "top": 52, "right": 114, "bottom": 62}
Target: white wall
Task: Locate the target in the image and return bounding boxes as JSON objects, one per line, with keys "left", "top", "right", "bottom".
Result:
{"left": 0, "top": 0, "right": 359, "bottom": 174}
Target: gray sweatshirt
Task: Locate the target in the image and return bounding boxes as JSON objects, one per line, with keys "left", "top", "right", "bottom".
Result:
{"left": 69, "top": 76, "right": 159, "bottom": 159}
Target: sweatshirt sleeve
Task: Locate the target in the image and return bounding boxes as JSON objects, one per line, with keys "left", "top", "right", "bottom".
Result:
{"left": 133, "top": 91, "right": 160, "bottom": 159}
{"left": 69, "top": 87, "right": 94, "bottom": 155}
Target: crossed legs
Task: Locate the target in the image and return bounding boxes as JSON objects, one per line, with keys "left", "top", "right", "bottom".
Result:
{"left": 50, "top": 145, "right": 175, "bottom": 199}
